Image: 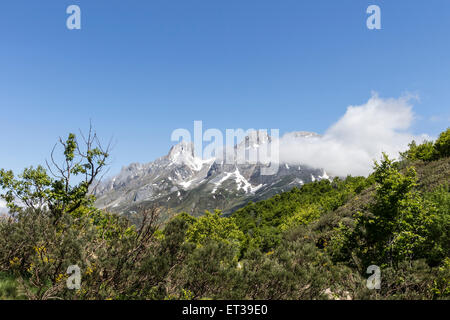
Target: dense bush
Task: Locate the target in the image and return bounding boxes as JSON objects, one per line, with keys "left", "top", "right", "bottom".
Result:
{"left": 401, "top": 127, "right": 450, "bottom": 161}
{"left": 0, "top": 128, "right": 448, "bottom": 300}
{"left": 342, "top": 154, "right": 437, "bottom": 268}
{"left": 232, "top": 176, "right": 371, "bottom": 252}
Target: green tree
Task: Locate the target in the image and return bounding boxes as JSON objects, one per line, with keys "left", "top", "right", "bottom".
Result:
{"left": 0, "top": 126, "right": 110, "bottom": 222}
{"left": 347, "top": 154, "right": 436, "bottom": 268}
{"left": 400, "top": 140, "right": 434, "bottom": 161}
{"left": 424, "top": 184, "right": 450, "bottom": 266}
{"left": 185, "top": 210, "right": 245, "bottom": 254}
{"left": 433, "top": 128, "right": 450, "bottom": 159}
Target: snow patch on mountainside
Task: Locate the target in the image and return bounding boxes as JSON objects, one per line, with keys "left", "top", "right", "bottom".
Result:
{"left": 211, "top": 172, "right": 234, "bottom": 194}
{"left": 211, "top": 168, "right": 262, "bottom": 194}
{"left": 168, "top": 141, "right": 214, "bottom": 171}
{"left": 179, "top": 178, "right": 196, "bottom": 189}
{"left": 319, "top": 170, "right": 331, "bottom": 181}
{"left": 233, "top": 168, "right": 262, "bottom": 193}
{"left": 94, "top": 130, "right": 333, "bottom": 216}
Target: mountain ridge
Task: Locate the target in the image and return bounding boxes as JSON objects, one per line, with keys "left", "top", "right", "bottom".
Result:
{"left": 93, "top": 130, "right": 331, "bottom": 218}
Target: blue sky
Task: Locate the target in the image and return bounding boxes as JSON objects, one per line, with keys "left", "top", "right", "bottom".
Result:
{"left": 0, "top": 0, "right": 449, "bottom": 175}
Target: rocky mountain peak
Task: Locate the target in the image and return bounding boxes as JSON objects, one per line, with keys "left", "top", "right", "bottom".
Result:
{"left": 240, "top": 130, "right": 271, "bottom": 148}
{"left": 168, "top": 141, "right": 195, "bottom": 160}
{"left": 247, "top": 129, "right": 270, "bottom": 143}
{"left": 94, "top": 130, "right": 332, "bottom": 217}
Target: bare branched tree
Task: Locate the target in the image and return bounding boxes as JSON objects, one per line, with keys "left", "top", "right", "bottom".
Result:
{"left": 43, "top": 123, "right": 112, "bottom": 220}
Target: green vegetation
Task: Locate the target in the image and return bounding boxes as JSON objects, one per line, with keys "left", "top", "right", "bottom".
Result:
{"left": 232, "top": 175, "right": 371, "bottom": 252}
{"left": 0, "top": 128, "right": 448, "bottom": 300}
{"left": 400, "top": 127, "right": 450, "bottom": 161}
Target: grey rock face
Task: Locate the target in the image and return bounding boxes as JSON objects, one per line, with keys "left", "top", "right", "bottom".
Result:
{"left": 93, "top": 131, "right": 331, "bottom": 218}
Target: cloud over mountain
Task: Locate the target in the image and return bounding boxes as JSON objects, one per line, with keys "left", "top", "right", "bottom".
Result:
{"left": 278, "top": 93, "right": 430, "bottom": 177}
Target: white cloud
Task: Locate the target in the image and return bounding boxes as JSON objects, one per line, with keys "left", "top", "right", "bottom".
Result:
{"left": 277, "top": 93, "right": 430, "bottom": 177}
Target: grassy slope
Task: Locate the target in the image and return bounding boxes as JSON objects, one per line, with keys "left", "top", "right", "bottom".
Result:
{"left": 232, "top": 157, "right": 450, "bottom": 251}
{"left": 298, "top": 157, "right": 450, "bottom": 251}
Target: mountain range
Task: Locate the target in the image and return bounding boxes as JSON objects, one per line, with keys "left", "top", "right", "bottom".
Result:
{"left": 93, "top": 130, "right": 332, "bottom": 219}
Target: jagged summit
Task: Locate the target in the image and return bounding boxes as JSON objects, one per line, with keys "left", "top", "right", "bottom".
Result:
{"left": 167, "top": 141, "right": 208, "bottom": 171}
{"left": 168, "top": 141, "right": 195, "bottom": 160}
{"left": 94, "top": 130, "right": 331, "bottom": 217}
{"left": 239, "top": 130, "right": 271, "bottom": 148}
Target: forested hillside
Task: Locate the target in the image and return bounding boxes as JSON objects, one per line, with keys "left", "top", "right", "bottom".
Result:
{"left": 0, "top": 129, "right": 449, "bottom": 300}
